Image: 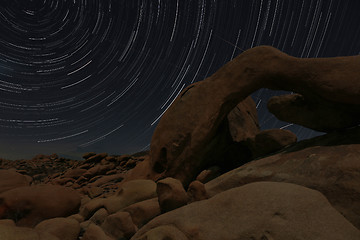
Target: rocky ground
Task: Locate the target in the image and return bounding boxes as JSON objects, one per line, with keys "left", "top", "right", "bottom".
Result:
{"left": 1, "top": 46, "right": 360, "bottom": 239}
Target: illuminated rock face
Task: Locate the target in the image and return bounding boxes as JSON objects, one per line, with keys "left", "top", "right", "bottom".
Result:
{"left": 0, "top": 185, "right": 81, "bottom": 227}
{"left": 131, "top": 182, "right": 360, "bottom": 240}
{"left": 149, "top": 46, "right": 360, "bottom": 185}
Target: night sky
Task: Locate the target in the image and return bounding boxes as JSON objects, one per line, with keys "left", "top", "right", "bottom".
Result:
{"left": 0, "top": 0, "right": 359, "bottom": 160}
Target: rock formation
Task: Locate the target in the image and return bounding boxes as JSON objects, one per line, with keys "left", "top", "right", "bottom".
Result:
{"left": 130, "top": 45, "right": 360, "bottom": 186}
{"left": 1, "top": 46, "right": 360, "bottom": 239}
{"left": 132, "top": 182, "right": 360, "bottom": 240}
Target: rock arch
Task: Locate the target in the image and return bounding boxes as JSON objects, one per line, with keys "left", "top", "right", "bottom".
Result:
{"left": 145, "top": 46, "right": 360, "bottom": 185}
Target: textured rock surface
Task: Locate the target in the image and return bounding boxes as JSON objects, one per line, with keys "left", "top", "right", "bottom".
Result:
{"left": 149, "top": 96, "right": 259, "bottom": 186}
{"left": 134, "top": 225, "right": 189, "bottom": 240}
{"left": 157, "top": 177, "right": 188, "bottom": 213}
{"left": 226, "top": 96, "right": 260, "bottom": 142}
{"left": 82, "top": 224, "right": 114, "bottom": 240}
{"left": 247, "top": 129, "right": 297, "bottom": 158}
{"left": 0, "top": 224, "right": 59, "bottom": 240}
{"left": 1, "top": 46, "right": 360, "bottom": 240}
{"left": 205, "top": 127, "right": 360, "bottom": 229}
{"left": 187, "top": 180, "right": 208, "bottom": 203}
{"left": 268, "top": 93, "right": 360, "bottom": 132}
{"left": 122, "top": 198, "right": 161, "bottom": 228}
{"left": 0, "top": 185, "right": 81, "bottom": 227}
{"left": 132, "top": 182, "right": 360, "bottom": 240}
{"left": 89, "top": 208, "right": 108, "bottom": 225}
{"left": 101, "top": 211, "right": 137, "bottom": 239}
{"left": 148, "top": 46, "right": 360, "bottom": 185}
{"left": 195, "top": 166, "right": 221, "bottom": 183}
{"left": 80, "top": 179, "right": 157, "bottom": 218}
{"left": 0, "top": 170, "right": 31, "bottom": 194}
{"left": 35, "top": 217, "right": 80, "bottom": 240}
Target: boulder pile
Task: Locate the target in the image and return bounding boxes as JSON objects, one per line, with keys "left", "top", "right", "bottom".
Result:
{"left": 1, "top": 46, "right": 359, "bottom": 239}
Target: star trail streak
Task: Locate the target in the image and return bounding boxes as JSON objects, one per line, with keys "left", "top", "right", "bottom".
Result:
{"left": 0, "top": 0, "right": 360, "bottom": 159}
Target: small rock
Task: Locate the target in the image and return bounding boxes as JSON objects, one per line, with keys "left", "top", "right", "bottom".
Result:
{"left": 89, "top": 208, "right": 108, "bottom": 225}
{"left": 124, "top": 159, "right": 137, "bottom": 168}
{"left": 67, "top": 214, "right": 84, "bottom": 223}
{"left": 83, "top": 152, "right": 96, "bottom": 159}
{"left": 187, "top": 180, "right": 208, "bottom": 203}
{"left": 101, "top": 211, "right": 137, "bottom": 239}
{"left": 85, "top": 153, "right": 108, "bottom": 164}
{"left": 63, "top": 168, "right": 87, "bottom": 179}
{"left": 157, "top": 177, "right": 188, "bottom": 213}
{"left": 87, "top": 187, "right": 104, "bottom": 199}
{"left": 82, "top": 223, "right": 114, "bottom": 240}
{"left": 195, "top": 166, "right": 221, "bottom": 183}
{"left": 84, "top": 164, "right": 115, "bottom": 178}
{"left": 50, "top": 154, "right": 59, "bottom": 160}
{"left": 105, "top": 156, "right": 116, "bottom": 162}
{"left": 80, "top": 220, "right": 93, "bottom": 234}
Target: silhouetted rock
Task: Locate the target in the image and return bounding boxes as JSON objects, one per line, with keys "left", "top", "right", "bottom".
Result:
{"left": 268, "top": 93, "right": 360, "bottom": 132}
{"left": 227, "top": 96, "right": 260, "bottom": 142}
{"left": 247, "top": 128, "right": 297, "bottom": 157}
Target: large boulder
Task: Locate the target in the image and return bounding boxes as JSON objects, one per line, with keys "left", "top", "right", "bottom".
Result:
{"left": 0, "top": 224, "right": 59, "bottom": 240}
{"left": 132, "top": 182, "right": 360, "bottom": 240}
{"left": 0, "top": 184, "right": 81, "bottom": 227}
{"left": 122, "top": 198, "right": 161, "bottom": 228}
{"left": 34, "top": 218, "right": 80, "bottom": 240}
{"left": 147, "top": 46, "right": 360, "bottom": 185}
{"left": 205, "top": 126, "right": 360, "bottom": 229}
{"left": 0, "top": 170, "right": 31, "bottom": 194}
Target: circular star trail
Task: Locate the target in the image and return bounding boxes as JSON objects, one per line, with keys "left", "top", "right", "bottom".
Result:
{"left": 0, "top": 0, "right": 360, "bottom": 159}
